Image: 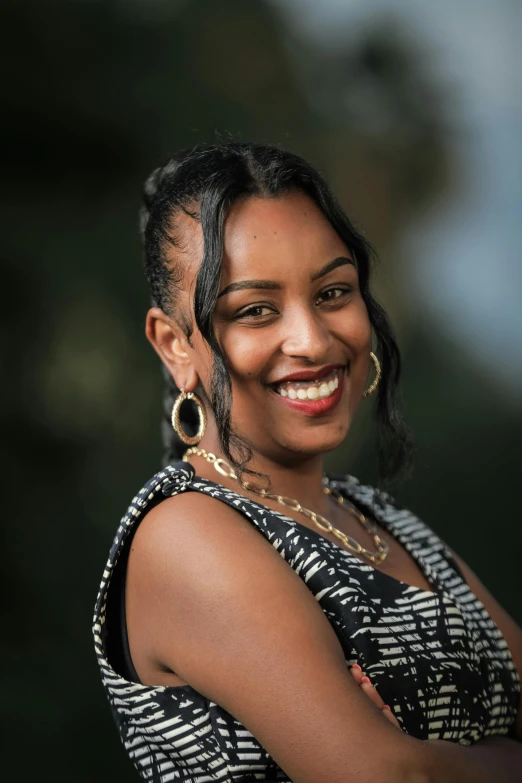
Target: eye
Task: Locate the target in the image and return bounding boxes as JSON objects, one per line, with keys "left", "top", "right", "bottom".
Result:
{"left": 234, "top": 304, "right": 277, "bottom": 320}
{"left": 315, "top": 285, "right": 354, "bottom": 305}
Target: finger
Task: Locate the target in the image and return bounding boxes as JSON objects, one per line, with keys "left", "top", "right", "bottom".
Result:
{"left": 360, "top": 677, "right": 385, "bottom": 709}
{"left": 349, "top": 664, "right": 363, "bottom": 685}
{"left": 381, "top": 706, "right": 402, "bottom": 730}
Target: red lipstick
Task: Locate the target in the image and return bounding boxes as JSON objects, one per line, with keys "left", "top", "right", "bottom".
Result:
{"left": 271, "top": 373, "right": 345, "bottom": 416}
{"left": 271, "top": 364, "right": 340, "bottom": 385}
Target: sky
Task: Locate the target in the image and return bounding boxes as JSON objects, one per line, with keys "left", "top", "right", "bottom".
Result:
{"left": 274, "top": 0, "right": 522, "bottom": 395}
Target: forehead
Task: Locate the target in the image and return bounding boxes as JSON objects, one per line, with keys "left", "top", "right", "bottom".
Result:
{"left": 166, "top": 191, "right": 352, "bottom": 292}
{"left": 222, "top": 191, "right": 350, "bottom": 280}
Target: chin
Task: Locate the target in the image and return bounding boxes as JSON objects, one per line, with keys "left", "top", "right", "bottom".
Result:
{"left": 277, "top": 421, "right": 352, "bottom": 458}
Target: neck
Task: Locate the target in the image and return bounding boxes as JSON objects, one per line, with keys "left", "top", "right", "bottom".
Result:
{"left": 187, "top": 434, "right": 330, "bottom": 515}
{"left": 247, "top": 450, "right": 327, "bottom": 508}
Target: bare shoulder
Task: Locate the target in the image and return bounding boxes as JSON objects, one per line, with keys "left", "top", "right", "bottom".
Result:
{"left": 130, "top": 488, "right": 268, "bottom": 574}
{"left": 128, "top": 488, "right": 306, "bottom": 606}
{"left": 125, "top": 488, "right": 422, "bottom": 783}
{"left": 126, "top": 488, "right": 343, "bottom": 676}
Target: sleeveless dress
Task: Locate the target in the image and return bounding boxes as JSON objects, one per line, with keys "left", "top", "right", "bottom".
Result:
{"left": 93, "top": 461, "right": 520, "bottom": 782}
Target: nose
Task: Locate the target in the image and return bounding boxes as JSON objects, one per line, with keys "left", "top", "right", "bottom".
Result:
{"left": 280, "top": 305, "right": 332, "bottom": 362}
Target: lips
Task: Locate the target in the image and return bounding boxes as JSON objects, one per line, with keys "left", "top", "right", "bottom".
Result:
{"left": 270, "top": 366, "right": 347, "bottom": 416}
{"left": 276, "top": 368, "right": 339, "bottom": 400}
{"left": 270, "top": 363, "right": 342, "bottom": 385}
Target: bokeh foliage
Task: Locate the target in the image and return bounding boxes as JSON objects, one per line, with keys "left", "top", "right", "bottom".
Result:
{"left": 1, "top": 1, "right": 520, "bottom": 779}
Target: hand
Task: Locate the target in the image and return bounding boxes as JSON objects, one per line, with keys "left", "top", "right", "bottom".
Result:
{"left": 349, "top": 664, "right": 402, "bottom": 730}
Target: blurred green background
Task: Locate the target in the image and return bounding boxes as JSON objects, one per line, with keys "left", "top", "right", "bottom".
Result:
{"left": 1, "top": 0, "right": 520, "bottom": 780}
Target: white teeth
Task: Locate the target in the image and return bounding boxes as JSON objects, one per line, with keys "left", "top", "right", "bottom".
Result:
{"left": 276, "top": 370, "right": 341, "bottom": 400}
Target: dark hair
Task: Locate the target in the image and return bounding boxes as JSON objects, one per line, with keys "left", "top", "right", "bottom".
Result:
{"left": 139, "top": 142, "right": 414, "bottom": 488}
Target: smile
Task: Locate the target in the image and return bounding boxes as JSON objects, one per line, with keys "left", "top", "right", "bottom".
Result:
{"left": 270, "top": 368, "right": 345, "bottom": 416}
{"left": 276, "top": 368, "right": 339, "bottom": 400}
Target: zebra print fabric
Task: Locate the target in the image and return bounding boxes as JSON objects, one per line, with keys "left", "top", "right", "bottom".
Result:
{"left": 93, "top": 462, "right": 520, "bottom": 782}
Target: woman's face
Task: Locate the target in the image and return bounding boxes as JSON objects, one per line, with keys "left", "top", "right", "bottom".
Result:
{"left": 172, "top": 190, "right": 372, "bottom": 463}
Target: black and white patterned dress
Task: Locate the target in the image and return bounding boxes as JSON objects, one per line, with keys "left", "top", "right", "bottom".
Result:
{"left": 93, "top": 461, "right": 520, "bottom": 782}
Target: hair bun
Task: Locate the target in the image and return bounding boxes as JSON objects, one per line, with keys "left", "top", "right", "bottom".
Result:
{"left": 140, "top": 159, "right": 184, "bottom": 238}
{"left": 142, "top": 166, "right": 164, "bottom": 210}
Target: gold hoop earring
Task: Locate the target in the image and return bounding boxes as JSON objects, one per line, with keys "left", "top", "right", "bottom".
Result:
{"left": 171, "top": 389, "right": 207, "bottom": 445}
{"left": 363, "top": 352, "right": 381, "bottom": 398}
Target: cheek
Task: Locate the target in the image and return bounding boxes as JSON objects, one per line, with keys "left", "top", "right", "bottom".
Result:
{"left": 353, "top": 311, "right": 372, "bottom": 350}
{"left": 331, "top": 298, "right": 371, "bottom": 349}
{"left": 220, "top": 330, "right": 271, "bottom": 381}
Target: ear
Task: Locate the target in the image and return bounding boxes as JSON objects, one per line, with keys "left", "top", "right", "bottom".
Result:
{"left": 145, "top": 307, "right": 199, "bottom": 392}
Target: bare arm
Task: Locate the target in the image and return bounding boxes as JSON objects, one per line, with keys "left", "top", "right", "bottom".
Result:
{"left": 420, "top": 735, "right": 522, "bottom": 782}
{"left": 126, "top": 493, "right": 521, "bottom": 783}
{"left": 350, "top": 669, "right": 522, "bottom": 783}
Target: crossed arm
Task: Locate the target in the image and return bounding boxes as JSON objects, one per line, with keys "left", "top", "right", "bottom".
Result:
{"left": 350, "top": 655, "right": 522, "bottom": 782}
{"left": 126, "top": 492, "right": 522, "bottom": 783}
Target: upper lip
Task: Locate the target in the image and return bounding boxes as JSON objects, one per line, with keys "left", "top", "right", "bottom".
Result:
{"left": 270, "top": 363, "right": 343, "bottom": 385}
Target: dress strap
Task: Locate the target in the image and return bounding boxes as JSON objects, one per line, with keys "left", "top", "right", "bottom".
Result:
{"left": 326, "top": 474, "right": 469, "bottom": 596}
{"left": 93, "top": 461, "right": 195, "bottom": 680}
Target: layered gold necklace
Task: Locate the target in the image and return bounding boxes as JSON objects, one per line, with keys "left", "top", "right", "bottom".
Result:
{"left": 183, "top": 447, "right": 389, "bottom": 566}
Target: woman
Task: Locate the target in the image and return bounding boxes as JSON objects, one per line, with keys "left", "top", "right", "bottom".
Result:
{"left": 93, "top": 143, "right": 521, "bottom": 782}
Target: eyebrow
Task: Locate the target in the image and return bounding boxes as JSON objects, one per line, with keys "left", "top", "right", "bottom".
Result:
{"left": 311, "top": 255, "right": 356, "bottom": 281}
{"left": 217, "top": 256, "right": 355, "bottom": 298}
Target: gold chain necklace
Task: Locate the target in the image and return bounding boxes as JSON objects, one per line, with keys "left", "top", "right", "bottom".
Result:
{"left": 183, "top": 447, "right": 389, "bottom": 566}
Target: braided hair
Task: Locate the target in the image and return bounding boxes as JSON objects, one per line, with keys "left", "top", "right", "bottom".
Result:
{"left": 139, "top": 142, "right": 414, "bottom": 487}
